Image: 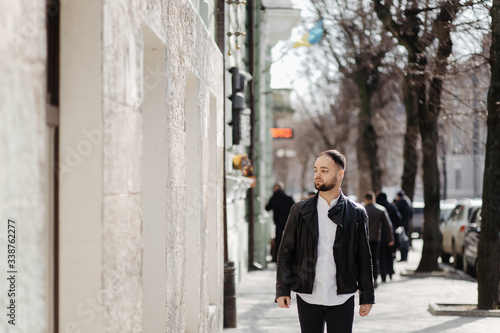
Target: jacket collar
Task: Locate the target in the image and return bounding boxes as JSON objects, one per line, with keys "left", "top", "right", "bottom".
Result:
{"left": 328, "top": 191, "right": 346, "bottom": 228}
{"left": 300, "top": 190, "right": 346, "bottom": 237}
{"left": 300, "top": 194, "right": 319, "bottom": 237}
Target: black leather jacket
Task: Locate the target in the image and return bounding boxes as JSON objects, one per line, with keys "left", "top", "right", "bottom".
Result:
{"left": 276, "top": 191, "right": 375, "bottom": 305}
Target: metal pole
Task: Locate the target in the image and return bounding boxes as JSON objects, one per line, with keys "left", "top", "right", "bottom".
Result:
{"left": 216, "top": 1, "right": 238, "bottom": 327}
{"left": 223, "top": 261, "right": 237, "bottom": 328}
{"left": 246, "top": 0, "right": 260, "bottom": 271}
{"left": 216, "top": 0, "right": 229, "bottom": 264}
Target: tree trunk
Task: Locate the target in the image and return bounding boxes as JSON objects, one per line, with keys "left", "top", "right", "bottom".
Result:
{"left": 356, "top": 147, "right": 372, "bottom": 199}
{"left": 417, "top": 0, "right": 460, "bottom": 272}
{"left": 416, "top": 73, "right": 442, "bottom": 272}
{"left": 477, "top": 0, "right": 500, "bottom": 310}
{"left": 356, "top": 67, "right": 382, "bottom": 195}
{"left": 400, "top": 55, "right": 422, "bottom": 202}
{"left": 358, "top": 110, "right": 382, "bottom": 194}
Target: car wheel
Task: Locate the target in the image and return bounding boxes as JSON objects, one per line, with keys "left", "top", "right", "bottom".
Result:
{"left": 452, "top": 241, "right": 463, "bottom": 270}
{"left": 441, "top": 251, "right": 451, "bottom": 264}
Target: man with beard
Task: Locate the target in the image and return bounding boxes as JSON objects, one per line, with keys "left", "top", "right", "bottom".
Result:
{"left": 276, "top": 150, "right": 374, "bottom": 333}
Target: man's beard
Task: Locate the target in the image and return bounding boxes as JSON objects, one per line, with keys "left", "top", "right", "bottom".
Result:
{"left": 314, "top": 176, "right": 337, "bottom": 192}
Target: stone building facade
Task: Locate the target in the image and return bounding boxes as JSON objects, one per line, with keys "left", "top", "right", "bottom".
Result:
{"left": 1, "top": 0, "right": 224, "bottom": 332}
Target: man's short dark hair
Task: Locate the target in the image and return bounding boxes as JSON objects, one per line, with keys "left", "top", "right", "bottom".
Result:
{"left": 364, "top": 191, "right": 375, "bottom": 201}
{"left": 318, "top": 150, "right": 346, "bottom": 170}
{"left": 376, "top": 192, "right": 388, "bottom": 202}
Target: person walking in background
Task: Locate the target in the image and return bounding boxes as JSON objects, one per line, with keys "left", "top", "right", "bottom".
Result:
{"left": 395, "top": 191, "right": 413, "bottom": 261}
{"left": 364, "top": 192, "right": 394, "bottom": 287}
{"left": 276, "top": 150, "right": 374, "bottom": 333}
{"left": 265, "top": 181, "right": 295, "bottom": 262}
{"left": 376, "top": 192, "right": 401, "bottom": 282}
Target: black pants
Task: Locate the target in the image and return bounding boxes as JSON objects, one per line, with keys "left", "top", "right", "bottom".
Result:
{"left": 296, "top": 295, "right": 354, "bottom": 333}
{"left": 379, "top": 245, "right": 395, "bottom": 282}
{"left": 369, "top": 241, "right": 380, "bottom": 282}
{"left": 399, "top": 243, "right": 409, "bottom": 261}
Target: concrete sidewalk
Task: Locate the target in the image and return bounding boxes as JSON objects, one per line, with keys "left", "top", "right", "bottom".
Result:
{"left": 224, "top": 239, "right": 499, "bottom": 333}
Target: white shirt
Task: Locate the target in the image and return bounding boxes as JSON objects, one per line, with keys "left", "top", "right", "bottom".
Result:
{"left": 296, "top": 194, "right": 356, "bottom": 306}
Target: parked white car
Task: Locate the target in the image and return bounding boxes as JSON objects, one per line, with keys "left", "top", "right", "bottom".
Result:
{"left": 413, "top": 199, "right": 456, "bottom": 237}
{"left": 439, "top": 199, "right": 458, "bottom": 224}
{"left": 440, "top": 198, "right": 482, "bottom": 269}
{"left": 411, "top": 201, "right": 424, "bottom": 238}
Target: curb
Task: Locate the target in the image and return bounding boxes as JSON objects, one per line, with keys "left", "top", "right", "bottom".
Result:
{"left": 429, "top": 303, "right": 500, "bottom": 317}
{"left": 400, "top": 263, "right": 476, "bottom": 282}
{"left": 400, "top": 270, "right": 455, "bottom": 278}
{"left": 438, "top": 263, "right": 478, "bottom": 282}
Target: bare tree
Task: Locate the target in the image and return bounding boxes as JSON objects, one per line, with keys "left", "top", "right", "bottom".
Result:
{"left": 291, "top": 56, "right": 354, "bottom": 148}
{"left": 293, "top": 56, "right": 369, "bottom": 194}
{"left": 373, "top": 0, "right": 462, "bottom": 272}
{"left": 271, "top": 113, "right": 331, "bottom": 197}
{"left": 478, "top": 0, "right": 500, "bottom": 310}
{"left": 307, "top": 0, "right": 397, "bottom": 196}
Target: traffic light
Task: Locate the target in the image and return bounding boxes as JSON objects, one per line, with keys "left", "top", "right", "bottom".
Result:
{"left": 228, "top": 66, "right": 251, "bottom": 145}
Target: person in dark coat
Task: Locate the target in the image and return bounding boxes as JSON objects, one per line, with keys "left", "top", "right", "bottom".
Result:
{"left": 395, "top": 191, "right": 413, "bottom": 261}
{"left": 363, "top": 192, "right": 394, "bottom": 287}
{"left": 265, "top": 181, "right": 295, "bottom": 262}
{"left": 376, "top": 192, "right": 402, "bottom": 282}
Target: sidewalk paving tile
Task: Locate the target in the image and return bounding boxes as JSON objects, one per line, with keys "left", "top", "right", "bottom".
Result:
{"left": 224, "top": 239, "right": 500, "bottom": 333}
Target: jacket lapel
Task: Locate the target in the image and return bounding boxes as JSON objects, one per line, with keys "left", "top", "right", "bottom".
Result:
{"left": 328, "top": 191, "right": 345, "bottom": 229}
{"left": 300, "top": 195, "right": 319, "bottom": 238}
